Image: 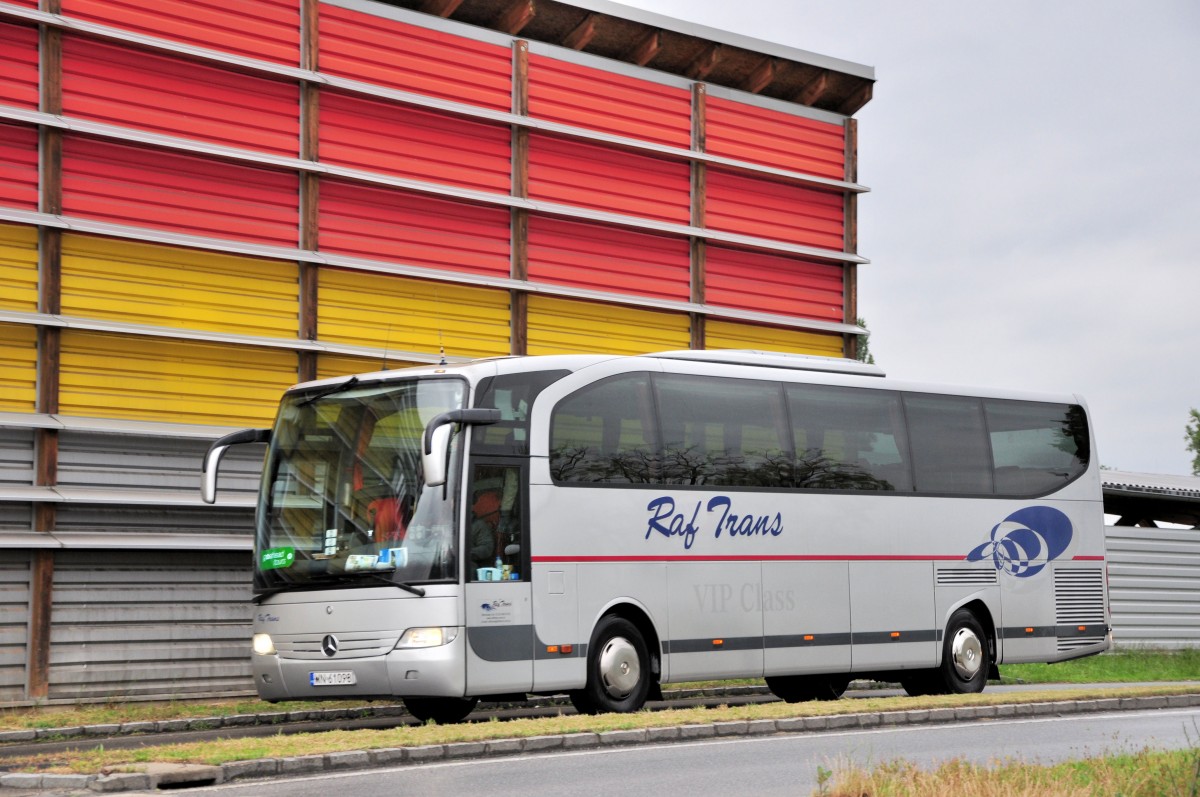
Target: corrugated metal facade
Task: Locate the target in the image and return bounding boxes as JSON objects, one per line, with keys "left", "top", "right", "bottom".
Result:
{"left": 1107, "top": 525, "right": 1200, "bottom": 649}
{"left": 0, "top": 0, "right": 872, "bottom": 703}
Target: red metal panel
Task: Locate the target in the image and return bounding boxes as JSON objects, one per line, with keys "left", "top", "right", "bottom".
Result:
{"left": 0, "top": 124, "right": 38, "bottom": 210}
{"left": 528, "top": 134, "right": 689, "bottom": 224}
{"left": 705, "top": 168, "right": 844, "bottom": 250}
{"left": 62, "top": 37, "right": 300, "bottom": 157}
{"left": 706, "top": 96, "right": 845, "bottom": 179}
{"left": 528, "top": 54, "right": 690, "bottom": 149}
{"left": 61, "top": 136, "right": 299, "bottom": 246}
{"left": 320, "top": 90, "right": 510, "bottom": 193}
{"left": 6, "top": 0, "right": 37, "bottom": 6}
{"left": 319, "top": 4, "right": 511, "bottom": 112}
{"left": 62, "top": 0, "right": 301, "bottom": 66}
{"left": 320, "top": 179, "right": 510, "bottom": 278}
{"left": 0, "top": 21, "right": 39, "bottom": 110}
{"left": 705, "top": 245, "right": 843, "bottom": 322}
{"left": 528, "top": 216, "right": 689, "bottom": 302}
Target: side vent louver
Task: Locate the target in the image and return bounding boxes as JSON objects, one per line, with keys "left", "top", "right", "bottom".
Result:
{"left": 936, "top": 568, "right": 999, "bottom": 586}
{"left": 1055, "top": 568, "right": 1106, "bottom": 652}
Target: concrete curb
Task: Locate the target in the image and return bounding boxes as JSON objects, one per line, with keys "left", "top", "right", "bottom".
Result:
{"left": 3, "top": 692, "right": 1198, "bottom": 792}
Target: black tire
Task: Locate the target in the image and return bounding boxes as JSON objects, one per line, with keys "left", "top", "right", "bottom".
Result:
{"left": 569, "top": 615, "right": 651, "bottom": 714}
{"left": 766, "top": 674, "right": 850, "bottom": 703}
{"left": 404, "top": 696, "right": 479, "bottom": 724}
{"left": 934, "top": 608, "right": 989, "bottom": 694}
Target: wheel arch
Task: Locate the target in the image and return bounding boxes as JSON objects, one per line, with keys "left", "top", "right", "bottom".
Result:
{"left": 948, "top": 597, "right": 999, "bottom": 675}
{"left": 591, "top": 599, "right": 663, "bottom": 684}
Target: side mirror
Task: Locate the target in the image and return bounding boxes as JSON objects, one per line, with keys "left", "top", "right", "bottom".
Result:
{"left": 421, "top": 409, "right": 502, "bottom": 488}
{"left": 201, "top": 428, "right": 270, "bottom": 504}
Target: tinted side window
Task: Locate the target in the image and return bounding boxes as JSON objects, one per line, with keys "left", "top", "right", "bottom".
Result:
{"left": 787, "top": 384, "right": 911, "bottom": 491}
{"left": 905, "top": 394, "right": 992, "bottom": 495}
{"left": 655, "top": 375, "right": 790, "bottom": 487}
{"left": 550, "top": 373, "right": 657, "bottom": 483}
{"left": 986, "top": 400, "right": 1089, "bottom": 496}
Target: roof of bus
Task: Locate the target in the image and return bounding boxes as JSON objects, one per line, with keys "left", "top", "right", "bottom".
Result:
{"left": 286, "top": 351, "right": 1086, "bottom": 407}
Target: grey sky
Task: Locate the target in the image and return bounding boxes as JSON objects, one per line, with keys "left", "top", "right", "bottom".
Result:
{"left": 617, "top": 0, "right": 1200, "bottom": 476}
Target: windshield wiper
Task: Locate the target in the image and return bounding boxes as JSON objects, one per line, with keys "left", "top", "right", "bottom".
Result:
{"left": 297, "top": 376, "right": 359, "bottom": 407}
{"left": 339, "top": 571, "right": 426, "bottom": 597}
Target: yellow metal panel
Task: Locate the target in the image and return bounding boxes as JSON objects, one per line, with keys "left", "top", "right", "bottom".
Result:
{"left": 59, "top": 331, "right": 297, "bottom": 427}
{"left": 705, "top": 319, "right": 844, "bottom": 358}
{"left": 0, "top": 224, "right": 38, "bottom": 313}
{"left": 0, "top": 323, "right": 37, "bottom": 413}
{"left": 319, "top": 269, "right": 510, "bottom": 358}
{"left": 317, "top": 353, "right": 420, "bottom": 381}
{"left": 61, "top": 234, "right": 299, "bottom": 337}
{"left": 527, "top": 296, "right": 689, "bottom": 355}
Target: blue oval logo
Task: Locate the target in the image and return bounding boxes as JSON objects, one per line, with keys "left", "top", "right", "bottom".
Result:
{"left": 966, "top": 506, "right": 1073, "bottom": 578}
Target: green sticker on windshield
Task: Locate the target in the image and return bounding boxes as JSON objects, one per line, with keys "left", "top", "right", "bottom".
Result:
{"left": 261, "top": 547, "right": 295, "bottom": 570}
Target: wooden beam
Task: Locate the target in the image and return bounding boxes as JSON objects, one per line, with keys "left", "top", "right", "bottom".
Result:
{"left": 27, "top": 551, "right": 54, "bottom": 700}
{"left": 739, "top": 57, "right": 778, "bottom": 95}
{"left": 793, "top": 71, "right": 829, "bottom": 107}
{"left": 836, "top": 82, "right": 874, "bottom": 116}
{"left": 684, "top": 43, "right": 722, "bottom": 81}
{"left": 562, "top": 13, "right": 596, "bottom": 50}
{"left": 421, "top": 0, "right": 465, "bottom": 17}
{"left": 625, "top": 29, "right": 661, "bottom": 66}
{"left": 496, "top": 0, "right": 535, "bottom": 35}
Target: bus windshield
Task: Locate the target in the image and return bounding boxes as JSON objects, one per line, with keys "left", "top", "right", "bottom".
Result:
{"left": 254, "top": 377, "right": 466, "bottom": 594}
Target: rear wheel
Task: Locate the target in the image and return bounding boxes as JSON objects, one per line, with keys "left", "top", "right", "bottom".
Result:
{"left": 938, "top": 608, "right": 989, "bottom": 694}
{"left": 404, "top": 696, "right": 479, "bottom": 724}
{"left": 569, "top": 615, "right": 651, "bottom": 715}
{"left": 766, "top": 674, "right": 850, "bottom": 703}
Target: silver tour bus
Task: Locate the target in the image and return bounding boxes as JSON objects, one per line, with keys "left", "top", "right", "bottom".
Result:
{"left": 202, "top": 350, "right": 1110, "bottom": 723}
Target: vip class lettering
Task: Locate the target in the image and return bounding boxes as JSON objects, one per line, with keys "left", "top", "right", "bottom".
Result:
{"left": 645, "top": 495, "right": 783, "bottom": 550}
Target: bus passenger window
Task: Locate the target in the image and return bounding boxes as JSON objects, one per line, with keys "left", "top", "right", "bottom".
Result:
{"left": 550, "top": 374, "right": 657, "bottom": 484}
{"left": 786, "top": 385, "right": 910, "bottom": 491}
{"left": 986, "top": 400, "right": 1089, "bottom": 496}
{"left": 655, "top": 375, "right": 791, "bottom": 488}
{"left": 905, "top": 394, "right": 993, "bottom": 495}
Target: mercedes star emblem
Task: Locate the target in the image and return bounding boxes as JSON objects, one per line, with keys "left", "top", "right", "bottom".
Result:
{"left": 321, "top": 634, "right": 339, "bottom": 657}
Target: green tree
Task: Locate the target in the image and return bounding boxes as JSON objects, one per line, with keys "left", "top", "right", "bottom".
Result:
{"left": 855, "top": 317, "right": 875, "bottom": 365}
{"left": 1187, "top": 408, "right": 1200, "bottom": 476}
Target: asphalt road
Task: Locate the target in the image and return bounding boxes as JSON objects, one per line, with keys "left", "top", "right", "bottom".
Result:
{"left": 84, "top": 705, "right": 1200, "bottom": 797}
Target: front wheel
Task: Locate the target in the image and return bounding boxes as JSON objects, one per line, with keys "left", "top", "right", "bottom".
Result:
{"left": 404, "top": 696, "right": 479, "bottom": 724}
{"left": 569, "top": 615, "right": 651, "bottom": 714}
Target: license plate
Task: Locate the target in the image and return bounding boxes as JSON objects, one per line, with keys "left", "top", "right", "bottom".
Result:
{"left": 310, "top": 671, "right": 356, "bottom": 687}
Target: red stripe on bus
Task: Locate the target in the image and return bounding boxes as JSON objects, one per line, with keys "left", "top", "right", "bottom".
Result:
{"left": 531, "top": 555, "right": 970, "bottom": 563}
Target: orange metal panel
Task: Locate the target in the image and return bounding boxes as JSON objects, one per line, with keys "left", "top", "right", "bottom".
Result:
{"left": 527, "top": 216, "right": 689, "bottom": 302}
{"left": 0, "top": 21, "right": 39, "bottom": 110}
{"left": 0, "top": 323, "right": 38, "bottom": 413}
{"left": 705, "top": 245, "right": 843, "bottom": 322}
{"left": 705, "top": 319, "right": 843, "bottom": 358}
{"left": 59, "top": 330, "right": 297, "bottom": 427}
{"left": 61, "top": 136, "right": 300, "bottom": 247}
{"left": 319, "top": 3, "right": 511, "bottom": 112}
{"left": 705, "top": 96, "right": 845, "bottom": 180}
{"left": 528, "top": 133, "right": 689, "bottom": 224}
{"left": 62, "top": 37, "right": 300, "bottom": 157}
{"left": 528, "top": 54, "right": 691, "bottom": 149}
{"left": 320, "top": 179, "right": 510, "bottom": 278}
{"left": 0, "top": 224, "right": 38, "bottom": 313}
{"left": 526, "top": 296, "right": 690, "bottom": 356}
{"left": 320, "top": 90, "right": 510, "bottom": 193}
{"left": 0, "top": 123, "right": 38, "bottom": 211}
{"left": 63, "top": 0, "right": 301, "bottom": 66}
{"left": 705, "top": 167, "right": 844, "bottom": 251}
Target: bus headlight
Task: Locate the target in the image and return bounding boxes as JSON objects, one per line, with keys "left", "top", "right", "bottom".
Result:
{"left": 396, "top": 627, "right": 459, "bottom": 649}
{"left": 252, "top": 633, "right": 277, "bottom": 656}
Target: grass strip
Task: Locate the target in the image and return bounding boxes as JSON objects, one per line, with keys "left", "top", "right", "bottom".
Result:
{"left": 819, "top": 747, "right": 1200, "bottom": 796}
